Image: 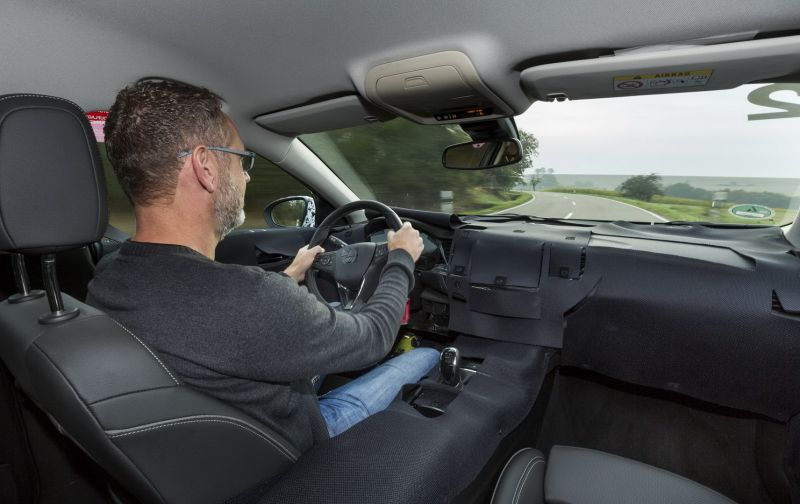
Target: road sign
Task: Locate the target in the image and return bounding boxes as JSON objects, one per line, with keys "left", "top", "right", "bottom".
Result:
{"left": 728, "top": 204, "right": 775, "bottom": 219}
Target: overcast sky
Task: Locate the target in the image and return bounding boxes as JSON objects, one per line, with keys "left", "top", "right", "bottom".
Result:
{"left": 516, "top": 84, "right": 800, "bottom": 179}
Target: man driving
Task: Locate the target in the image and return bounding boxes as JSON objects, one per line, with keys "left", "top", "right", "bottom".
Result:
{"left": 87, "top": 80, "right": 439, "bottom": 454}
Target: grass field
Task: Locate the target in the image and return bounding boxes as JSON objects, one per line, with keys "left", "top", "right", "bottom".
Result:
{"left": 463, "top": 189, "right": 533, "bottom": 215}
{"left": 539, "top": 175, "right": 800, "bottom": 195}
{"left": 547, "top": 188, "right": 797, "bottom": 225}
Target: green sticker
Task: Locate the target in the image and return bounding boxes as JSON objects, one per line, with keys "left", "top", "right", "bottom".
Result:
{"left": 729, "top": 204, "right": 775, "bottom": 220}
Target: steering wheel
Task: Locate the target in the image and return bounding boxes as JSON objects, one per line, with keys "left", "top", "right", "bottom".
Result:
{"left": 305, "top": 200, "right": 403, "bottom": 311}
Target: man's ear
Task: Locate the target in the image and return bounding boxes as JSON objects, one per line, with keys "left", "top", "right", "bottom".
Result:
{"left": 190, "top": 145, "right": 216, "bottom": 193}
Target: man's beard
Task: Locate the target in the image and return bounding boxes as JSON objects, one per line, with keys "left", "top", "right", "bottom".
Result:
{"left": 214, "top": 170, "right": 245, "bottom": 239}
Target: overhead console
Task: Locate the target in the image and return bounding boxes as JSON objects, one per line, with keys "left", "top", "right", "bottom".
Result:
{"left": 364, "top": 51, "right": 514, "bottom": 124}
{"left": 521, "top": 35, "right": 800, "bottom": 102}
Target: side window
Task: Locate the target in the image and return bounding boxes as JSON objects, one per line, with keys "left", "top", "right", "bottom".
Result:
{"left": 242, "top": 156, "right": 314, "bottom": 229}
{"left": 98, "top": 143, "right": 136, "bottom": 235}
{"left": 97, "top": 147, "right": 314, "bottom": 232}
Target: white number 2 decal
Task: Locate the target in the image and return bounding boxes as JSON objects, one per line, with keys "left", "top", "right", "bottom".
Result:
{"left": 747, "top": 83, "right": 800, "bottom": 121}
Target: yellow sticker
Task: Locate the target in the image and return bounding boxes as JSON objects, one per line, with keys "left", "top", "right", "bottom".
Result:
{"left": 613, "top": 69, "right": 713, "bottom": 92}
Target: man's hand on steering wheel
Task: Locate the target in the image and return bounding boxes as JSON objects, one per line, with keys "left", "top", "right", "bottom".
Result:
{"left": 284, "top": 245, "right": 325, "bottom": 283}
{"left": 387, "top": 222, "right": 424, "bottom": 263}
{"left": 301, "top": 200, "right": 425, "bottom": 311}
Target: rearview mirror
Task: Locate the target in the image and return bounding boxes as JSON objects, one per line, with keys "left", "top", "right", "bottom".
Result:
{"left": 263, "top": 196, "right": 316, "bottom": 228}
{"left": 442, "top": 138, "right": 522, "bottom": 170}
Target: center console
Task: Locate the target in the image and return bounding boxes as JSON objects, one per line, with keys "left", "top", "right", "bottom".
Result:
{"left": 402, "top": 345, "right": 484, "bottom": 417}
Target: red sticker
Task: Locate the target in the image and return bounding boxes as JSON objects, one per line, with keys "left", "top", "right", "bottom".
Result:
{"left": 401, "top": 298, "right": 411, "bottom": 325}
{"left": 86, "top": 110, "right": 108, "bottom": 142}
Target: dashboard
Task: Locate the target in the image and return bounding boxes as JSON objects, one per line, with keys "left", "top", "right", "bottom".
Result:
{"left": 367, "top": 228, "right": 439, "bottom": 258}
{"left": 213, "top": 209, "right": 800, "bottom": 424}
{"left": 361, "top": 211, "right": 800, "bottom": 424}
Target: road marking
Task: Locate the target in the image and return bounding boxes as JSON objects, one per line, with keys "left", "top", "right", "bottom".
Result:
{"left": 564, "top": 212, "right": 574, "bottom": 219}
{"left": 571, "top": 201, "right": 576, "bottom": 206}
{"left": 490, "top": 192, "right": 536, "bottom": 215}
{"left": 562, "top": 196, "right": 569, "bottom": 200}
{"left": 598, "top": 197, "right": 669, "bottom": 222}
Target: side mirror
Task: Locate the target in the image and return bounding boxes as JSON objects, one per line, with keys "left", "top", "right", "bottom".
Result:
{"left": 263, "top": 196, "right": 316, "bottom": 228}
{"left": 442, "top": 138, "right": 522, "bottom": 170}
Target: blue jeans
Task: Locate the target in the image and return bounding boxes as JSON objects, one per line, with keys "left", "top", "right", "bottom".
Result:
{"left": 318, "top": 347, "right": 439, "bottom": 437}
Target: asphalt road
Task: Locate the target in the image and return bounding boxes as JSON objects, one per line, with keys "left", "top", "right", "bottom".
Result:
{"left": 499, "top": 191, "right": 668, "bottom": 222}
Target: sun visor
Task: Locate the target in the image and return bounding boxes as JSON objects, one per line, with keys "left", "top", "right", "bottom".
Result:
{"left": 255, "top": 95, "right": 394, "bottom": 136}
{"left": 521, "top": 35, "right": 800, "bottom": 101}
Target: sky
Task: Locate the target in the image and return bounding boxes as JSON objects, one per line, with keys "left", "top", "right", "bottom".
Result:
{"left": 515, "top": 84, "right": 800, "bottom": 179}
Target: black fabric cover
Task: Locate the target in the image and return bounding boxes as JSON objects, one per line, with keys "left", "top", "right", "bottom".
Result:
{"left": 545, "top": 446, "right": 736, "bottom": 504}
{"left": 562, "top": 223, "right": 800, "bottom": 422}
{"left": 247, "top": 337, "right": 552, "bottom": 504}
{"left": 0, "top": 94, "right": 107, "bottom": 254}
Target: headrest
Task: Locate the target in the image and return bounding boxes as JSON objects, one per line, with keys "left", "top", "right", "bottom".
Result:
{"left": 0, "top": 94, "right": 108, "bottom": 254}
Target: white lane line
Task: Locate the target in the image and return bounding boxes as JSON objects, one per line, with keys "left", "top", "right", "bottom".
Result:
{"left": 597, "top": 197, "right": 669, "bottom": 222}
{"left": 564, "top": 212, "right": 574, "bottom": 219}
{"left": 562, "top": 196, "right": 569, "bottom": 200}
{"left": 571, "top": 201, "right": 576, "bottom": 206}
{"left": 490, "top": 192, "right": 536, "bottom": 215}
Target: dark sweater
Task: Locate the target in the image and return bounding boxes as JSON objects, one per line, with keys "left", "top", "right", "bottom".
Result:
{"left": 86, "top": 240, "right": 414, "bottom": 453}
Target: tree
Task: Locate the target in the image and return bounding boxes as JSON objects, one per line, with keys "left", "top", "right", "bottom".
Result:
{"left": 530, "top": 167, "right": 556, "bottom": 191}
{"left": 476, "top": 129, "right": 540, "bottom": 194}
{"left": 517, "top": 130, "right": 539, "bottom": 172}
{"left": 663, "top": 182, "right": 712, "bottom": 200}
{"left": 617, "top": 173, "right": 663, "bottom": 201}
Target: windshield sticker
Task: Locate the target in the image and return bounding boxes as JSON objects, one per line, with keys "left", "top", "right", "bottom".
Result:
{"left": 747, "top": 84, "right": 800, "bottom": 121}
{"left": 86, "top": 110, "right": 108, "bottom": 142}
{"left": 729, "top": 204, "right": 775, "bottom": 220}
{"left": 613, "top": 69, "right": 713, "bottom": 92}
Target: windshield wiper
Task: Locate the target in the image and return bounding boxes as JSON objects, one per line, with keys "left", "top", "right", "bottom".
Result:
{"left": 460, "top": 213, "right": 592, "bottom": 226}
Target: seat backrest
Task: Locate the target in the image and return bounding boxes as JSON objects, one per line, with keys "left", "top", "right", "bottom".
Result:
{"left": 0, "top": 94, "right": 299, "bottom": 504}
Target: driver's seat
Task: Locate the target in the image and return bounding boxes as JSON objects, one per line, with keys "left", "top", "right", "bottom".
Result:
{"left": 0, "top": 94, "right": 299, "bottom": 504}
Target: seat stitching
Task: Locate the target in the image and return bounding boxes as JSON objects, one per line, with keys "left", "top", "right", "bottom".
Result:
{"left": 512, "top": 459, "right": 544, "bottom": 504}
{"left": 509, "top": 457, "right": 538, "bottom": 504}
{"left": 489, "top": 448, "right": 535, "bottom": 504}
{"left": 0, "top": 93, "right": 82, "bottom": 109}
{"left": 110, "top": 320, "right": 180, "bottom": 385}
{"left": 106, "top": 416, "right": 297, "bottom": 462}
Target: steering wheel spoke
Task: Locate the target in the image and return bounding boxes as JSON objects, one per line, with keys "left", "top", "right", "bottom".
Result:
{"left": 312, "top": 250, "right": 337, "bottom": 274}
{"left": 336, "top": 277, "right": 366, "bottom": 311}
{"left": 305, "top": 201, "right": 404, "bottom": 311}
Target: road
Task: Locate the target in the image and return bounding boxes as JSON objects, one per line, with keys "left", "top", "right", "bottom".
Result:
{"left": 498, "top": 191, "right": 668, "bottom": 222}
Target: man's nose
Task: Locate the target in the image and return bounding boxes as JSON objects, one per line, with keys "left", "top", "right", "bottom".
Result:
{"left": 244, "top": 171, "right": 251, "bottom": 183}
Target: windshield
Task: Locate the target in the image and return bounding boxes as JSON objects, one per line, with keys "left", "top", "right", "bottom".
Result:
{"left": 302, "top": 83, "right": 800, "bottom": 225}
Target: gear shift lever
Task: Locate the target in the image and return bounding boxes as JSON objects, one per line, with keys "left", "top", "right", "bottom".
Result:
{"left": 440, "top": 347, "right": 461, "bottom": 387}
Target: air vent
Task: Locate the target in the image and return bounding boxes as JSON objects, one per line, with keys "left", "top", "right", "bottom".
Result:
{"left": 772, "top": 290, "right": 800, "bottom": 318}
{"left": 440, "top": 239, "right": 453, "bottom": 262}
{"left": 772, "top": 291, "right": 783, "bottom": 312}
{"left": 579, "top": 247, "right": 587, "bottom": 275}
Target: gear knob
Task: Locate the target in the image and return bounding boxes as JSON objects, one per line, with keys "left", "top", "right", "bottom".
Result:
{"left": 440, "top": 347, "right": 461, "bottom": 387}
